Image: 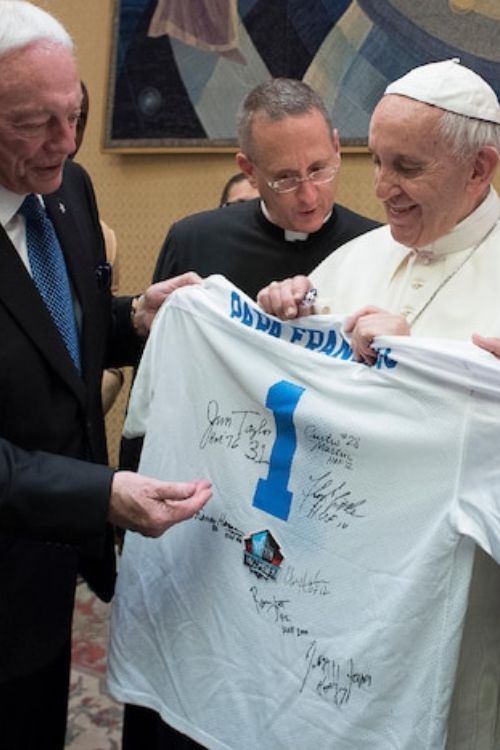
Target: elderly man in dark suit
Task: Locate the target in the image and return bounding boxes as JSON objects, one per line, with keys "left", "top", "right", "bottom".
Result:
{"left": 0, "top": 3, "right": 212, "bottom": 748}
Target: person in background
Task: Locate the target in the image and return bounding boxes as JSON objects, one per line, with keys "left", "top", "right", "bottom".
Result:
{"left": 257, "top": 59, "right": 500, "bottom": 749}
{"left": 218, "top": 171, "right": 259, "bottom": 206}
{"left": 0, "top": 3, "right": 211, "bottom": 748}
{"left": 152, "top": 77, "right": 379, "bottom": 302}
{"left": 72, "top": 80, "right": 124, "bottom": 413}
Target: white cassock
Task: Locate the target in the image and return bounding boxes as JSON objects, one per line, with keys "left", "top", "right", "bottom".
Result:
{"left": 310, "top": 186, "right": 500, "bottom": 749}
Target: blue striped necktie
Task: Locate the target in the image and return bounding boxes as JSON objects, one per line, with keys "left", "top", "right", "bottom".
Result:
{"left": 19, "top": 194, "right": 81, "bottom": 372}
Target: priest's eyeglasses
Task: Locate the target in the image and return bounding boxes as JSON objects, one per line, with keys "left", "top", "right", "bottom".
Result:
{"left": 266, "top": 165, "right": 338, "bottom": 194}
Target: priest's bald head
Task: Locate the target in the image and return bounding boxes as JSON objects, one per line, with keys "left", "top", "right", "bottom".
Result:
{"left": 369, "top": 59, "right": 500, "bottom": 248}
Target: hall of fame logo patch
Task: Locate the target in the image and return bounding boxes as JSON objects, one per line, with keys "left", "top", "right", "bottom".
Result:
{"left": 243, "top": 530, "right": 283, "bottom": 580}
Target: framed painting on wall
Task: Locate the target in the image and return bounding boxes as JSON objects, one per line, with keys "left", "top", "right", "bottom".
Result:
{"left": 104, "top": 0, "right": 500, "bottom": 153}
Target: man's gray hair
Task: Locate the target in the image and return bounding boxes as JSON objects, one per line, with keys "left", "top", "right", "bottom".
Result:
{"left": 439, "top": 110, "right": 500, "bottom": 161}
{"left": 0, "top": 1, "right": 73, "bottom": 58}
{"left": 237, "top": 78, "right": 332, "bottom": 157}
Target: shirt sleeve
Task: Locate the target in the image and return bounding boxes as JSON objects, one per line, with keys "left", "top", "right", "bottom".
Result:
{"left": 122, "top": 305, "right": 163, "bottom": 439}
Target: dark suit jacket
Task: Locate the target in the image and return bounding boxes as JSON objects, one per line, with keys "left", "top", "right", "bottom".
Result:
{"left": 0, "top": 161, "right": 141, "bottom": 682}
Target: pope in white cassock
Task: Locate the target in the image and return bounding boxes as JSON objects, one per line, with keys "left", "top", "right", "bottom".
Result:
{"left": 257, "top": 59, "right": 500, "bottom": 749}
{"left": 109, "top": 60, "right": 500, "bottom": 750}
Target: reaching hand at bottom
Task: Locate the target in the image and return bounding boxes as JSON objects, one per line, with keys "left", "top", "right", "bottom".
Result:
{"left": 109, "top": 472, "right": 212, "bottom": 538}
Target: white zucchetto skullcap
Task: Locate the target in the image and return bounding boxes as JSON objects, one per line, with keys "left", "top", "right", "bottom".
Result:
{"left": 385, "top": 58, "right": 500, "bottom": 124}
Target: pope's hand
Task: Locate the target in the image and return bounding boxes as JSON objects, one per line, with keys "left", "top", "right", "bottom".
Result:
{"left": 472, "top": 333, "right": 500, "bottom": 358}
{"left": 345, "top": 306, "right": 410, "bottom": 365}
{"left": 257, "top": 275, "right": 313, "bottom": 319}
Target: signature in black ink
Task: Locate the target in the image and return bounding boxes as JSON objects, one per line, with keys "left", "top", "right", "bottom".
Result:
{"left": 250, "top": 585, "right": 291, "bottom": 624}
{"left": 219, "top": 513, "right": 244, "bottom": 543}
{"left": 195, "top": 510, "right": 244, "bottom": 542}
{"left": 280, "top": 564, "right": 331, "bottom": 597}
{"left": 300, "top": 473, "right": 367, "bottom": 526}
{"left": 194, "top": 509, "right": 219, "bottom": 532}
{"left": 300, "top": 640, "right": 372, "bottom": 706}
{"left": 249, "top": 586, "right": 310, "bottom": 638}
{"left": 304, "top": 425, "right": 359, "bottom": 469}
{"left": 199, "top": 400, "right": 271, "bottom": 464}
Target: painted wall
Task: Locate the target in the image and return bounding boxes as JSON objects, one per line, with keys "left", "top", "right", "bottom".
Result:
{"left": 33, "top": 0, "right": 500, "bottom": 463}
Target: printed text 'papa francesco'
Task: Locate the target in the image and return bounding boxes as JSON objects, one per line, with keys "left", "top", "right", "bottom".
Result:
{"left": 230, "top": 292, "right": 397, "bottom": 369}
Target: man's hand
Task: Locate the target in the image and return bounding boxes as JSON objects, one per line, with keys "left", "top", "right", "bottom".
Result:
{"left": 345, "top": 306, "right": 410, "bottom": 365}
{"left": 108, "top": 472, "right": 212, "bottom": 538}
{"left": 472, "top": 333, "right": 500, "bottom": 358}
{"left": 257, "top": 276, "right": 313, "bottom": 319}
{"left": 133, "top": 272, "right": 203, "bottom": 337}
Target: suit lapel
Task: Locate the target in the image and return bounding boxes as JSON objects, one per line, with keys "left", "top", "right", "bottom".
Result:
{"left": 0, "top": 224, "right": 86, "bottom": 403}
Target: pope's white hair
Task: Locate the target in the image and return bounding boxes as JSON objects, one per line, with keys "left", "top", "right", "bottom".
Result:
{"left": 0, "top": 0, "right": 73, "bottom": 57}
{"left": 438, "top": 110, "right": 500, "bottom": 161}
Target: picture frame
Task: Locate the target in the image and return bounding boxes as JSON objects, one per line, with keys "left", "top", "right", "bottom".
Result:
{"left": 104, "top": 0, "right": 500, "bottom": 154}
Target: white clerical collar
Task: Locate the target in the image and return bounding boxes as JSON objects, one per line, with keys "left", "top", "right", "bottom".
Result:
{"left": 415, "top": 187, "right": 500, "bottom": 258}
{"left": 260, "top": 200, "right": 332, "bottom": 241}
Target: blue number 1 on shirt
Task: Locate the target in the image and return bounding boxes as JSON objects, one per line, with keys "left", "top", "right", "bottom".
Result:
{"left": 252, "top": 380, "right": 305, "bottom": 521}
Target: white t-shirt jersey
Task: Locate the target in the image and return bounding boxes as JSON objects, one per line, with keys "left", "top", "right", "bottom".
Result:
{"left": 108, "top": 275, "right": 500, "bottom": 750}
